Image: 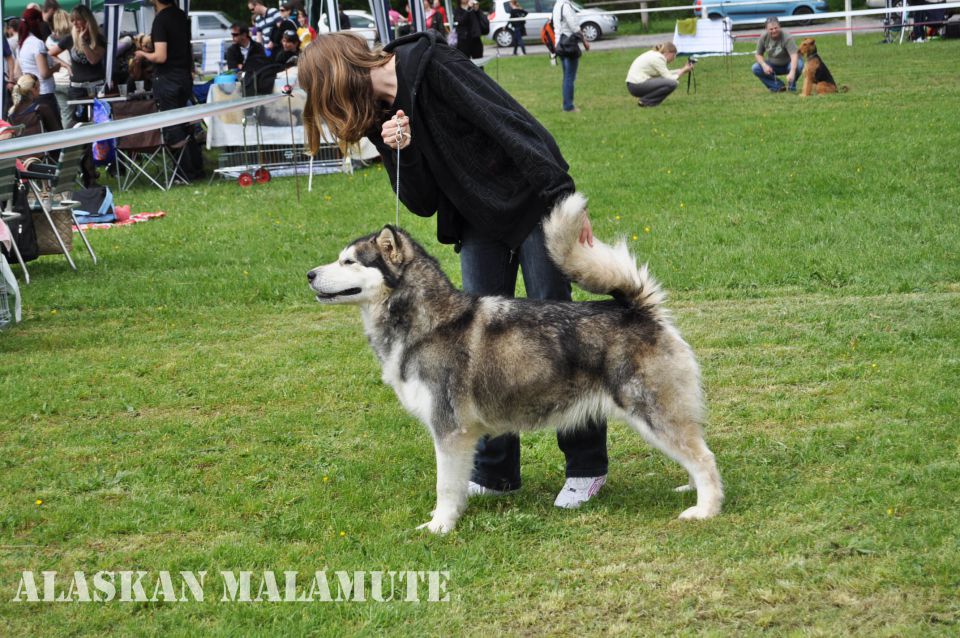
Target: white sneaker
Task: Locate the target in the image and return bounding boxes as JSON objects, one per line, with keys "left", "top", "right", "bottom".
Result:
{"left": 554, "top": 475, "right": 607, "bottom": 509}
{"left": 468, "top": 481, "right": 518, "bottom": 498}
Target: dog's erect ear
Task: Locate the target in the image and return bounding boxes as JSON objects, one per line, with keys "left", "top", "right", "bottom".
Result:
{"left": 376, "top": 226, "right": 405, "bottom": 266}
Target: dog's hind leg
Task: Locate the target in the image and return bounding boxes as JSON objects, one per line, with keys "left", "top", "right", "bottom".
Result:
{"left": 417, "top": 428, "right": 479, "bottom": 534}
{"left": 624, "top": 411, "right": 723, "bottom": 520}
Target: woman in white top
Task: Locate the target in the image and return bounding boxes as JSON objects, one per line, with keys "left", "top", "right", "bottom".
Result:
{"left": 552, "top": 0, "right": 584, "bottom": 112}
{"left": 45, "top": 9, "right": 72, "bottom": 128}
{"left": 625, "top": 42, "right": 693, "bottom": 108}
{"left": 17, "top": 7, "right": 61, "bottom": 128}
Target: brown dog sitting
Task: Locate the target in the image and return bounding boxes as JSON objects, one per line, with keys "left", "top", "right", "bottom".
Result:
{"left": 798, "top": 38, "right": 848, "bottom": 96}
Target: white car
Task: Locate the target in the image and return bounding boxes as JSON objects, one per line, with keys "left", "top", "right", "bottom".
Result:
{"left": 487, "top": 0, "right": 618, "bottom": 48}
{"left": 192, "top": 11, "right": 235, "bottom": 41}
{"left": 320, "top": 10, "right": 380, "bottom": 47}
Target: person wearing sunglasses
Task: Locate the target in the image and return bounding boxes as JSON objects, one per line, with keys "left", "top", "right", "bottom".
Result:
{"left": 225, "top": 22, "right": 266, "bottom": 72}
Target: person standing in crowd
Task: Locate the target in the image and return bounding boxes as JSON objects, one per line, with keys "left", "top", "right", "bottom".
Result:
{"left": 5, "top": 18, "right": 20, "bottom": 63}
{"left": 3, "top": 38, "right": 15, "bottom": 109}
{"left": 508, "top": 0, "right": 527, "bottom": 56}
{"left": 248, "top": 0, "right": 280, "bottom": 56}
{"left": 454, "top": 0, "right": 485, "bottom": 59}
{"left": 432, "top": 0, "right": 448, "bottom": 33}
{"left": 625, "top": 42, "right": 694, "bottom": 108}
{"left": 271, "top": 3, "right": 299, "bottom": 52}
{"left": 39, "top": 0, "right": 58, "bottom": 40}
{"left": 135, "top": 0, "right": 204, "bottom": 181}
{"left": 751, "top": 17, "right": 802, "bottom": 92}
{"left": 298, "top": 32, "right": 609, "bottom": 509}
{"left": 275, "top": 29, "right": 300, "bottom": 67}
{"left": 45, "top": 8, "right": 74, "bottom": 128}
{"left": 552, "top": 0, "right": 585, "bottom": 112}
{"left": 17, "top": 7, "right": 61, "bottom": 129}
{"left": 295, "top": 7, "right": 317, "bottom": 44}
{"left": 225, "top": 23, "right": 267, "bottom": 72}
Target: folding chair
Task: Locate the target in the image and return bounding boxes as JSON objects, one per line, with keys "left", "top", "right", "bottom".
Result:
{"left": 0, "top": 157, "right": 31, "bottom": 284}
{"left": 20, "top": 142, "right": 98, "bottom": 270}
{"left": 112, "top": 99, "right": 172, "bottom": 192}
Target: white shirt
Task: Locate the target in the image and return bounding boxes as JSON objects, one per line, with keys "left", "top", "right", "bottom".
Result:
{"left": 18, "top": 35, "right": 56, "bottom": 95}
{"left": 626, "top": 50, "right": 682, "bottom": 85}
{"left": 552, "top": 0, "right": 579, "bottom": 42}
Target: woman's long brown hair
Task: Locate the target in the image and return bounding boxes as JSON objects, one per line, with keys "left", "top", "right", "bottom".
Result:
{"left": 297, "top": 33, "right": 392, "bottom": 154}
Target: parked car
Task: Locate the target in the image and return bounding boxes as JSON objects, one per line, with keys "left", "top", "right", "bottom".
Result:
{"left": 92, "top": 8, "right": 235, "bottom": 42}
{"left": 692, "top": 0, "right": 828, "bottom": 24}
{"left": 319, "top": 10, "right": 379, "bottom": 47}
{"left": 192, "top": 11, "right": 235, "bottom": 41}
{"left": 488, "top": 0, "right": 618, "bottom": 48}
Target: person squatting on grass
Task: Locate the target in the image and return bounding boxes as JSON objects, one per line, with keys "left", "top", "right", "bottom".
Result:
{"left": 626, "top": 42, "right": 694, "bottom": 108}
{"left": 298, "top": 31, "right": 610, "bottom": 508}
{"left": 752, "top": 17, "right": 803, "bottom": 93}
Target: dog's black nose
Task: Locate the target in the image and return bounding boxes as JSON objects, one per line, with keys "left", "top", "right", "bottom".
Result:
{"left": 307, "top": 270, "right": 316, "bottom": 282}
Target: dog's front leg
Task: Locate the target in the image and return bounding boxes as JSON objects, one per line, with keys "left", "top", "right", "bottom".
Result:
{"left": 417, "top": 429, "right": 478, "bottom": 534}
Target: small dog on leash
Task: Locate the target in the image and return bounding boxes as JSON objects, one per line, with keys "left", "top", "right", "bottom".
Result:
{"left": 307, "top": 194, "right": 723, "bottom": 533}
{"left": 798, "top": 38, "right": 848, "bottom": 96}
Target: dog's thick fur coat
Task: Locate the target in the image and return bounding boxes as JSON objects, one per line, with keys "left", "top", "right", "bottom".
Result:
{"left": 308, "top": 194, "right": 723, "bottom": 533}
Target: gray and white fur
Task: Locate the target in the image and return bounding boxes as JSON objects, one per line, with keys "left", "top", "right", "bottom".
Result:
{"left": 307, "top": 193, "right": 723, "bottom": 533}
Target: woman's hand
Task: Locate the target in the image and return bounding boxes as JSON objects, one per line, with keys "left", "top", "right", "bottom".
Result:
{"left": 382, "top": 109, "right": 411, "bottom": 150}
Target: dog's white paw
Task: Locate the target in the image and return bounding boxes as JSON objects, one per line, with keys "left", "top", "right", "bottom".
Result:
{"left": 416, "top": 517, "right": 455, "bottom": 534}
{"left": 678, "top": 505, "right": 719, "bottom": 521}
{"left": 674, "top": 483, "right": 695, "bottom": 493}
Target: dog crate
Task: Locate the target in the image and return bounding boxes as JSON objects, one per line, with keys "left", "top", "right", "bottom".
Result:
{"left": 214, "top": 144, "right": 347, "bottom": 181}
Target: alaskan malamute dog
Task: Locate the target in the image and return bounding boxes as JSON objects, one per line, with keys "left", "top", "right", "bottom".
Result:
{"left": 307, "top": 194, "right": 723, "bottom": 533}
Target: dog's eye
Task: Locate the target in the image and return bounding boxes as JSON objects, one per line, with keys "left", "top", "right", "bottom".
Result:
{"left": 342, "top": 259, "right": 355, "bottom": 266}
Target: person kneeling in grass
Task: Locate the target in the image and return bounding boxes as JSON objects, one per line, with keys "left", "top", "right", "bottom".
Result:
{"left": 625, "top": 42, "right": 693, "bottom": 108}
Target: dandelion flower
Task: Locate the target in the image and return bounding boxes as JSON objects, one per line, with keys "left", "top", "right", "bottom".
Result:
{"left": 35, "top": 499, "right": 43, "bottom": 506}
{"left": 339, "top": 531, "right": 346, "bottom": 537}
{"left": 632, "top": 234, "right": 639, "bottom": 241}
{"left": 644, "top": 226, "right": 651, "bottom": 234}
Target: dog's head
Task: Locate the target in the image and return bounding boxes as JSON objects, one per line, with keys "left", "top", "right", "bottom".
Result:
{"left": 307, "top": 226, "right": 415, "bottom": 305}
{"left": 798, "top": 38, "right": 817, "bottom": 57}
{"left": 134, "top": 34, "right": 154, "bottom": 52}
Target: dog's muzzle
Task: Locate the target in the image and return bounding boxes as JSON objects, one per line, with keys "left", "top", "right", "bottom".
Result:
{"left": 307, "top": 270, "right": 361, "bottom": 301}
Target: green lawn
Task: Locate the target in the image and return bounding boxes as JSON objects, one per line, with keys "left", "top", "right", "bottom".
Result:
{"left": 2, "top": 35, "right": 959, "bottom": 635}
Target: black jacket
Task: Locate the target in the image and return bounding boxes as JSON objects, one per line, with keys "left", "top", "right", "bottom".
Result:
{"left": 371, "top": 32, "right": 574, "bottom": 249}
{"left": 225, "top": 40, "right": 267, "bottom": 72}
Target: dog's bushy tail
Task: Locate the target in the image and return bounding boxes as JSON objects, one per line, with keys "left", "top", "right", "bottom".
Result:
{"left": 544, "top": 193, "right": 667, "bottom": 322}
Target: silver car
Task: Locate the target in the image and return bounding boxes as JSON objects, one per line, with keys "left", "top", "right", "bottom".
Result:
{"left": 487, "top": 0, "right": 618, "bottom": 48}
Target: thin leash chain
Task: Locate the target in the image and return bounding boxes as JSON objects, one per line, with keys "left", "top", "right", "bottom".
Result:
{"left": 394, "top": 115, "right": 404, "bottom": 227}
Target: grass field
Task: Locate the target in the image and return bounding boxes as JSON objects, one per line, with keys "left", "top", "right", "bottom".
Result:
{"left": 2, "top": 34, "right": 959, "bottom": 635}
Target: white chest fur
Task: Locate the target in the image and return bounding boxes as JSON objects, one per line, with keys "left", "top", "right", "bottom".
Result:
{"left": 380, "top": 344, "right": 435, "bottom": 428}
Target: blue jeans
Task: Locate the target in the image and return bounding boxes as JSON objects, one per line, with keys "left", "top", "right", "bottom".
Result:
{"left": 512, "top": 25, "right": 526, "bottom": 54}
{"left": 460, "top": 220, "right": 609, "bottom": 491}
{"left": 560, "top": 54, "right": 579, "bottom": 111}
{"left": 751, "top": 58, "right": 804, "bottom": 92}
